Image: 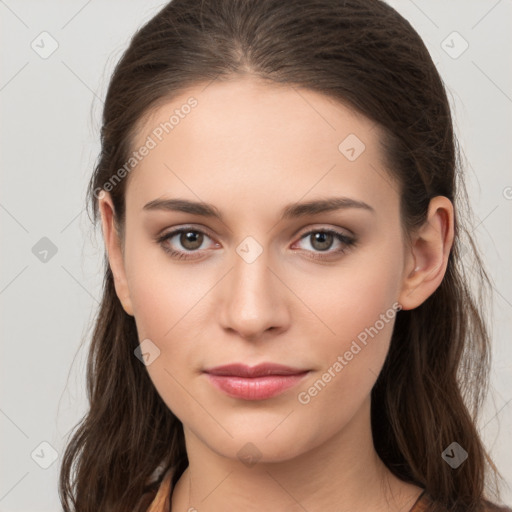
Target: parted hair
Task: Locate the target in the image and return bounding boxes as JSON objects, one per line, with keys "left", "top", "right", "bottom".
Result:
{"left": 59, "top": 1, "right": 505, "bottom": 511}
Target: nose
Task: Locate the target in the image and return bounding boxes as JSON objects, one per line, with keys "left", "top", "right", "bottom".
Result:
{"left": 217, "top": 246, "right": 290, "bottom": 342}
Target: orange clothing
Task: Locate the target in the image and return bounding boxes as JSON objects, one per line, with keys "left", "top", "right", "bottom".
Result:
{"left": 145, "top": 468, "right": 512, "bottom": 512}
{"left": 146, "top": 467, "right": 174, "bottom": 512}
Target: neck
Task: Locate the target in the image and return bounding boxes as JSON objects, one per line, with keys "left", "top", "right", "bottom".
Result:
{"left": 171, "top": 397, "right": 422, "bottom": 512}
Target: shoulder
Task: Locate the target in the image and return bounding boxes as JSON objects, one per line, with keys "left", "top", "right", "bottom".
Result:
{"left": 145, "top": 467, "right": 175, "bottom": 512}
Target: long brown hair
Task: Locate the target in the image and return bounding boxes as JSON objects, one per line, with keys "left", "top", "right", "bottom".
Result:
{"left": 59, "top": 1, "right": 506, "bottom": 510}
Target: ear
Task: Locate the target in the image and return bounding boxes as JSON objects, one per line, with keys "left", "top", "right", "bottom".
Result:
{"left": 98, "top": 192, "right": 134, "bottom": 316}
{"left": 398, "top": 196, "right": 454, "bottom": 310}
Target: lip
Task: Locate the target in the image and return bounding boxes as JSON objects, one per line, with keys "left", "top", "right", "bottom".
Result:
{"left": 204, "top": 363, "right": 309, "bottom": 377}
{"left": 203, "top": 363, "right": 310, "bottom": 400}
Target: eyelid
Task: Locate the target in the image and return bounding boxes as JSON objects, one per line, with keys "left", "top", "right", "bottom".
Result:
{"left": 294, "top": 223, "right": 354, "bottom": 239}
{"left": 157, "top": 223, "right": 353, "bottom": 242}
{"left": 157, "top": 223, "right": 215, "bottom": 238}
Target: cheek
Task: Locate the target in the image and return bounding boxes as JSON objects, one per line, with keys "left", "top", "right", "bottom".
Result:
{"left": 127, "top": 269, "right": 203, "bottom": 422}
{"left": 293, "top": 246, "right": 402, "bottom": 407}
{"left": 124, "top": 232, "right": 209, "bottom": 338}
{"left": 123, "top": 241, "right": 218, "bottom": 415}
{"left": 294, "top": 289, "right": 399, "bottom": 442}
{"left": 298, "top": 245, "right": 403, "bottom": 354}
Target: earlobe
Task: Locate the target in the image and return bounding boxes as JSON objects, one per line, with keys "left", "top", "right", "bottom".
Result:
{"left": 98, "top": 193, "right": 134, "bottom": 317}
{"left": 398, "top": 196, "right": 454, "bottom": 311}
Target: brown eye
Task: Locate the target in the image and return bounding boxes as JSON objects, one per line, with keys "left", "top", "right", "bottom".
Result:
{"left": 156, "top": 227, "right": 216, "bottom": 260}
{"left": 294, "top": 228, "right": 356, "bottom": 260}
{"left": 309, "top": 232, "right": 335, "bottom": 251}
{"left": 179, "top": 230, "right": 204, "bottom": 250}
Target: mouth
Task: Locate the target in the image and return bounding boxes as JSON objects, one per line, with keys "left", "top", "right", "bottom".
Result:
{"left": 203, "top": 363, "right": 311, "bottom": 400}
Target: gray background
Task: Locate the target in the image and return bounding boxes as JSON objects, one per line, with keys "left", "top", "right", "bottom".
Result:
{"left": 1, "top": 0, "right": 511, "bottom": 510}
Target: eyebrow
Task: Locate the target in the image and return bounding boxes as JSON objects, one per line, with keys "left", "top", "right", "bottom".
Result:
{"left": 143, "top": 196, "right": 375, "bottom": 221}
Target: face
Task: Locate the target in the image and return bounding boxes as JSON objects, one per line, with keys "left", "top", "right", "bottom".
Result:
{"left": 99, "top": 76, "right": 446, "bottom": 464}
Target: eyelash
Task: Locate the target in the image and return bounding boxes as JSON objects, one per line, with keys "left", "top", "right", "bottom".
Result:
{"left": 155, "top": 226, "right": 356, "bottom": 261}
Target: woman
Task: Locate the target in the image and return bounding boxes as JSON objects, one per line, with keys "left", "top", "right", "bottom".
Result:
{"left": 59, "top": 0, "right": 511, "bottom": 511}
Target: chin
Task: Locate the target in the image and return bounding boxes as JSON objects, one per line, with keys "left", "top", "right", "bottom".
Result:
{"left": 197, "top": 423, "right": 325, "bottom": 466}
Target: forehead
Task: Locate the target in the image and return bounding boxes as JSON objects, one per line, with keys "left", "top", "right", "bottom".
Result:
{"left": 127, "top": 76, "right": 399, "bottom": 219}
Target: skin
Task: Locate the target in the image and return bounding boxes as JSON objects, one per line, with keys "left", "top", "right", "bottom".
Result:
{"left": 99, "top": 75, "right": 454, "bottom": 511}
